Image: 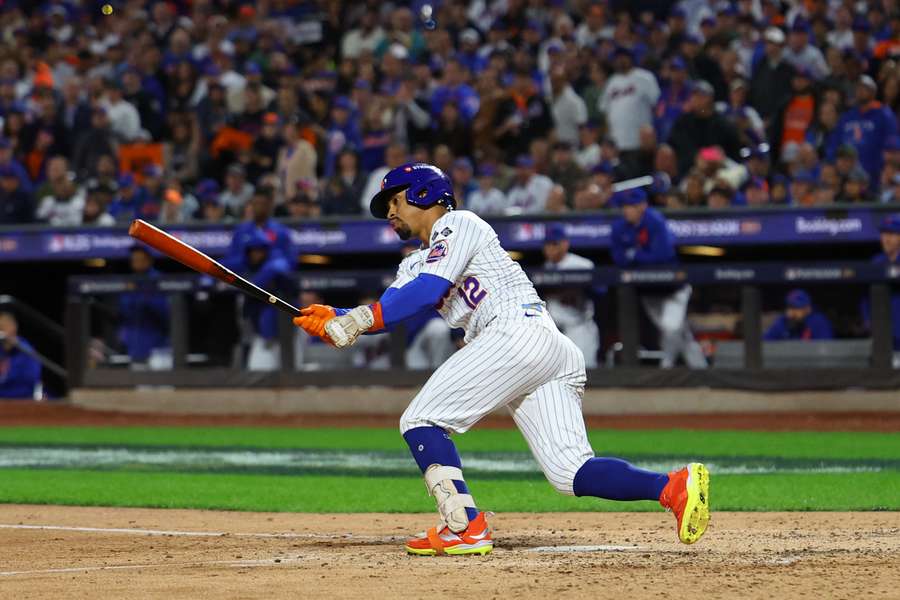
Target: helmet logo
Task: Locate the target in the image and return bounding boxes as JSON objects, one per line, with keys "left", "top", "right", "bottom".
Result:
{"left": 404, "top": 166, "right": 413, "bottom": 172}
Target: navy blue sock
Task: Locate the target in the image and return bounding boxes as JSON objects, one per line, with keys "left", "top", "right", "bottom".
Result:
{"left": 572, "top": 457, "right": 669, "bottom": 501}
{"left": 403, "top": 426, "right": 478, "bottom": 521}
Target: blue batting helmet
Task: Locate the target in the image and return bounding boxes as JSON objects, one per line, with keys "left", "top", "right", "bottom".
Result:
{"left": 369, "top": 163, "right": 456, "bottom": 219}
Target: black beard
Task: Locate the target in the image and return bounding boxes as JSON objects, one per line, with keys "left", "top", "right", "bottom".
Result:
{"left": 394, "top": 224, "right": 412, "bottom": 240}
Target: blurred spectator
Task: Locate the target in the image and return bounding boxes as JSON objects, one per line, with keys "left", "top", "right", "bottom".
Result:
{"left": 360, "top": 142, "right": 408, "bottom": 215}
{"left": 195, "top": 179, "right": 230, "bottom": 223}
{"left": 430, "top": 57, "right": 480, "bottom": 125}
{"left": 783, "top": 19, "right": 829, "bottom": 81}
{"left": 0, "top": 311, "right": 41, "bottom": 399}
{"left": 863, "top": 215, "right": 900, "bottom": 353}
{"left": 610, "top": 189, "right": 707, "bottom": 368}
{"left": 165, "top": 115, "right": 200, "bottom": 185}
{"left": 827, "top": 76, "right": 899, "bottom": 186}
{"left": 135, "top": 164, "right": 165, "bottom": 221}
{"left": 0, "top": 164, "right": 33, "bottom": 224}
{"left": 549, "top": 65, "right": 587, "bottom": 146}
{"left": 707, "top": 185, "right": 735, "bottom": 209}
{"left": 680, "top": 34, "right": 727, "bottom": 101}
{"left": 117, "top": 246, "right": 171, "bottom": 370}
{"left": 324, "top": 95, "right": 362, "bottom": 178}
{"left": 493, "top": 68, "right": 552, "bottom": 163}
{"left": 35, "top": 157, "right": 78, "bottom": 224}
{"left": 655, "top": 56, "right": 692, "bottom": 143}
{"left": 764, "top": 289, "right": 834, "bottom": 341}
{"left": 249, "top": 113, "right": 282, "bottom": 182}
{"left": 277, "top": 118, "right": 318, "bottom": 204}
{"left": 749, "top": 28, "right": 796, "bottom": 126}
{"left": 600, "top": 47, "right": 660, "bottom": 177}
{"left": 543, "top": 223, "right": 600, "bottom": 368}
{"left": 744, "top": 177, "right": 771, "bottom": 207}
{"left": 220, "top": 163, "right": 254, "bottom": 218}
{"left": 575, "top": 121, "right": 601, "bottom": 171}
{"left": 234, "top": 230, "right": 293, "bottom": 371}
{"left": 321, "top": 149, "right": 365, "bottom": 216}
{"left": 668, "top": 81, "right": 742, "bottom": 176}
{"left": 789, "top": 173, "right": 816, "bottom": 206}
{"left": 101, "top": 78, "right": 142, "bottom": 143}
{"left": 0, "top": 137, "right": 32, "bottom": 194}
{"left": 80, "top": 179, "right": 116, "bottom": 226}
{"left": 806, "top": 101, "right": 841, "bottom": 156}
{"left": 450, "top": 158, "right": 476, "bottom": 207}
{"left": 434, "top": 100, "right": 473, "bottom": 159}
{"left": 72, "top": 107, "right": 116, "bottom": 179}
{"left": 341, "top": 8, "right": 385, "bottom": 60}
{"left": 546, "top": 142, "right": 586, "bottom": 205}
{"left": 467, "top": 164, "right": 506, "bottom": 216}
{"left": 505, "top": 155, "right": 553, "bottom": 214}
{"left": 573, "top": 162, "right": 615, "bottom": 211}
{"left": 882, "top": 173, "right": 900, "bottom": 205}
{"left": 771, "top": 67, "right": 817, "bottom": 165}
{"left": 838, "top": 169, "right": 872, "bottom": 203}
{"left": 226, "top": 186, "right": 294, "bottom": 267}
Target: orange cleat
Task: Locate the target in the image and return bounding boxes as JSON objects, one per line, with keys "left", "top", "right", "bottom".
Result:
{"left": 659, "top": 462, "right": 710, "bottom": 544}
{"left": 405, "top": 512, "right": 493, "bottom": 556}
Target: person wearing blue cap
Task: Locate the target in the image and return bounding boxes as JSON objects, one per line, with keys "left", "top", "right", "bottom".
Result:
{"left": 235, "top": 228, "right": 295, "bottom": 371}
{"left": 108, "top": 173, "right": 148, "bottom": 223}
{"left": 862, "top": 215, "right": 900, "bottom": 355}
{"left": 826, "top": 75, "right": 899, "bottom": 186}
{"left": 764, "top": 289, "right": 834, "bottom": 341}
{"left": 116, "top": 246, "right": 172, "bottom": 370}
{"left": 505, "top": 155, "right": 554, "bottom": 214}
{"left": 542, "top": 223, "right": 601, "bottom": 368}
{"left": 610, "top": 188, "right": 707, "bottom": 368}
{"left": 654, "top": 56, "right": 692, "bottom": 143}
{"left": 467, "top": 164, "right": 507, "bottom": 216}
{"left": 783, "top": 19, "right": 829, "bottom": 81}
{"left": 0, "top": 163, "right": 33, "bottom": 225}
{"left": 0, "top": 311, "right": 42, "bottom": 399}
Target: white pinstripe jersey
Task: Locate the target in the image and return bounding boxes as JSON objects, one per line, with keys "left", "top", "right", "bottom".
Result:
{"left": 390, "top": 210, "right": 541, "bottom": 342}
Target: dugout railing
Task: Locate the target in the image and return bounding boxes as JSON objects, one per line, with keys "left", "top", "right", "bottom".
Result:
{"left": 64, "top": 261, "right": 900, "bottom": 392}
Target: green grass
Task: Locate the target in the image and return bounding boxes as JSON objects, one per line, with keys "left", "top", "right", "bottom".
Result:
{"left": 1, "top": 469, "right": 898, "bottom": 512}
{"left": 2, "top": 426, "right": 898, "bottom": 459}
{"left": 1, "top": 427, "right": 899, "bottom": 512}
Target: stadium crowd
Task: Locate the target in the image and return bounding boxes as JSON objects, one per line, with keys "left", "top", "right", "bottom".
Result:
{"left": 0, "top": 0, "right": 898, "bottom": 228}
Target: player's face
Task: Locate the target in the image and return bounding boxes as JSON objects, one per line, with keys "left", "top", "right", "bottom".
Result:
{"left": 543, "top": 239, "right": 568, "bottom": 263}
{"left": 387, "top": 192, "right": 416, "bottom": 241}
{"left": 881, "top": 232, "right": 900, "bottom": 256}
{"left": 786, "top": 306, "right": 810, "bottom": 324}
{"left": 622, "top": 202, "right": 646, "bottom": 225}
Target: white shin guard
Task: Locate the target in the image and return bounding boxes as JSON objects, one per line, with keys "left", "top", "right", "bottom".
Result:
{"left": 424, "top": 464, "right": 475, "bottom": 533}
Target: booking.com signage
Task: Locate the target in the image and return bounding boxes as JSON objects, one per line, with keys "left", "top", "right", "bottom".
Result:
{"left": 0, "top": 208, "right": 887, "bottom": 262}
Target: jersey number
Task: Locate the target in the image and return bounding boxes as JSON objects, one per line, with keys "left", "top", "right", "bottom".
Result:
{"left": 458, "top": 276, "right": 487, "bottom": 309}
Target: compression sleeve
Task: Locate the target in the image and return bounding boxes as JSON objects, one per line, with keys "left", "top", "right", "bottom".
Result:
{"left": 378, "top": 273, "right": 452, "bottom": 328}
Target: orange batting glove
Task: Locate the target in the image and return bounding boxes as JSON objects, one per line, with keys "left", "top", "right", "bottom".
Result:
{"left": 293, "top": 304, "right": 336, "bottom": 339}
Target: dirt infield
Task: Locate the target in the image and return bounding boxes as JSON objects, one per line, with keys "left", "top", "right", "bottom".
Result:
{"left": 0, "top": 505, "right": 897, "bottom": 599}
{"left": 4, "top": 401, "right": 900, "bottom": 431}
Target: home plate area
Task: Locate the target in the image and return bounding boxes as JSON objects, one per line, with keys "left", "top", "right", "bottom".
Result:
{"left": 0, "top": 505, "right": 897, "bottom": 599}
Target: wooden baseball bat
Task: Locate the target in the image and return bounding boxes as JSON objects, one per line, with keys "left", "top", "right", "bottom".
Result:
{"left": 128, "top": 219, "right": 301, "bottom": 317}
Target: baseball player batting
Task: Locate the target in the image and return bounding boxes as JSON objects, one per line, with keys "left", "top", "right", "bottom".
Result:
{"left": 294, "top": 163, "right": 710, "bottom": 556}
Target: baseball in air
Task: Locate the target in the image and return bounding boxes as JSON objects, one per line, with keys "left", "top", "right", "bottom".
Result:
{"left": 101, "top": 4, "right": 113, "bottom": 15}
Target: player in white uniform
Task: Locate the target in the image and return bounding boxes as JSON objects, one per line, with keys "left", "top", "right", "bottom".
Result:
{"left": 542, "top": 223, "right": 601, "bottom": 368}
{"left": 294, "top": 164, "right": 709, "bottom": 556}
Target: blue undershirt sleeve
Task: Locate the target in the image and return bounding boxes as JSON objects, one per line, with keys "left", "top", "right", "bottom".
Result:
{"left": 380, "top": 273, "right": 453, "bottom": 328}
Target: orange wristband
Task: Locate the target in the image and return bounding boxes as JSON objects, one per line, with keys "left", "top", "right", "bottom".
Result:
{"left": 369, "top": 302, "right": 385, "bottom": 332}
